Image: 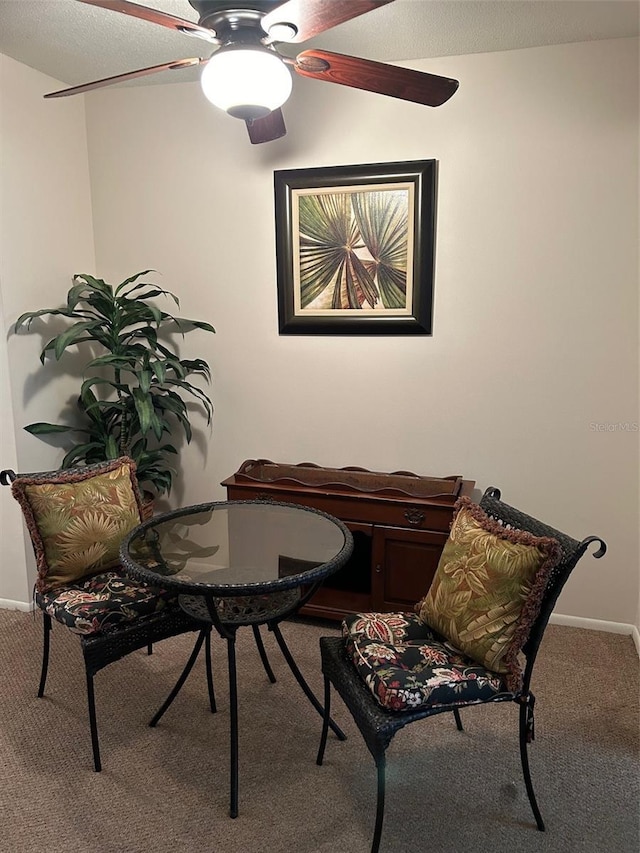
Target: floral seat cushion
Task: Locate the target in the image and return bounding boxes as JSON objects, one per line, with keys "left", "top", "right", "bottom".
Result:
{"left": 35, "top": 569, "right": 177, "bottom": 636}
{"left": 343, "top": 612, "right": 510, "bottom": 712}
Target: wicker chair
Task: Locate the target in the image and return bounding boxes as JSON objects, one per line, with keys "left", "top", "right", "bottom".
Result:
{"left": 1, "top": 458, "right": 214, "bottom": 772}
{"left": 316, "top": 487, "right": 606, "bottom": 853}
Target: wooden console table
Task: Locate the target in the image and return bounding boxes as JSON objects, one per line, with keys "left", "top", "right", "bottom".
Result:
{"left": 221, "top": 460, "right": 475, "bottom": 621}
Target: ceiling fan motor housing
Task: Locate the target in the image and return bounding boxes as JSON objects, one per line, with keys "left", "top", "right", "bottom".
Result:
{"left": 188, "top": 1, "right": 284, "bottom": 37}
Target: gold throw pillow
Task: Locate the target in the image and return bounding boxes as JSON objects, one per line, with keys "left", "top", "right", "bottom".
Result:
{"left": 418, "top": 497, "right": 561, "bottom": 689}
{"left": 12, "top": 458, "right": 143, "bottom": 591}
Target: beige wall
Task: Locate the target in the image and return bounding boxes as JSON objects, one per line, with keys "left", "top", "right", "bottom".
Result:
{"left": 0, "top": 55, "right": 95, "bottom": 602}
{"left": 2, "top": 38, "right": 638, "bottom": 627}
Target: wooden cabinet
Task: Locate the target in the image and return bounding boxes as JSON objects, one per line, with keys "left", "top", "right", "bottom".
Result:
{"left": 221, "top": 460, "right": 475, "bottom": 621}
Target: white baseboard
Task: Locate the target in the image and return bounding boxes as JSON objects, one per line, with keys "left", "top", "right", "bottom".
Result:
{"left": 549, "top": 612, "right": 635, "bottom": 634}
{"left": 550, "top": 612, "right": 639, "bottom": 656}
{"left": 0, "top": 598, "right": 33, "bottom": 612}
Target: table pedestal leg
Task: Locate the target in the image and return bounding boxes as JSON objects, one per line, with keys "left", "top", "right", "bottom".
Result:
{"left": 270, "top": 623, "right": 346, "bottom": 741}
{"left": 149, "top": 628, "right": 209, "bottom": 727}
{"left": 205, "top": 629, "right": 217, "bottom": 713}
{"left": 227, "top": 631, "right": 239, "bottom": 819}
{"left": 252, "top": 624, "right": 277, "bottom": 683}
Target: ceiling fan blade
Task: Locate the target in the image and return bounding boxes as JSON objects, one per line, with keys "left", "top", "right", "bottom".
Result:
{"left": 77, "top": 0, "right": 218, "bottom": 42}
{"left": 245, "top": 109, "right": 287, "bottom": 144}
{"left": 293, "top": 50, "right": 459, "bottom": 107}
{"left": 44, "top": 57, "right": 207, "bottom": 98}
{"left": 262, "top": 0, "right": 394, "bottom": 44}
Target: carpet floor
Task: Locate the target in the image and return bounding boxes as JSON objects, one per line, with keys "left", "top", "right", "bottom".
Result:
{"left": 0, "top": 610, "right": 638, "bottom": 853}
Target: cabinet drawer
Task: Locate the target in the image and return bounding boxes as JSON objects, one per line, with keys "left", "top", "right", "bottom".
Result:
{"left": 225, "top": 485, "right": 455, "bottom": 532}
{"left": 373, "top": 503, "right": 455, "bottom": 533}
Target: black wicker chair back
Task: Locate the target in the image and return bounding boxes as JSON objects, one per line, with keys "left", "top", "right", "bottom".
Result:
{"left": 316, "top": 487, "right": 606, "bottom": 853}
{"left": 1, "top": 461, "right": 214, "bottom": 772}
{"left": 479, "top": 487, "right": 606, "bottom": 686}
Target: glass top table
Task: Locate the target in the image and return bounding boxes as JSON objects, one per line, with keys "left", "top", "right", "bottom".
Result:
{"left": 122, "top": 499, "right": 352, "bottom": 598}
{"left": 120, "top": 499, "right": 353, "bottom": 818}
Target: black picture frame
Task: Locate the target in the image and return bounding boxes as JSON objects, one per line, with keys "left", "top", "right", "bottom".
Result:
{"left": 274, "top": 160, "right": 437, "bottom": 335}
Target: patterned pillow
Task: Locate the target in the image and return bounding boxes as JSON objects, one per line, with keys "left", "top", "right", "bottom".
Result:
{"left": 418, "top": 497, "right": 561, "bottom": 690}
{"left": 11, "top": 457, "right": 143, "bottom": 592}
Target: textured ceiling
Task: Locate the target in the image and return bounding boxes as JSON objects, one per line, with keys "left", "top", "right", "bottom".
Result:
{"left": 0, "top": 0, "right": 638, "bottom": 91}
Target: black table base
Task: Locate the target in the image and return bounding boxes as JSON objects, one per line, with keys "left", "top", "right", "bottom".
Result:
{"left": 149, "top": 594, "right": 346, "bottom": 818}
{"left": 121, "top": 500, "right": 354, "bottom": 820}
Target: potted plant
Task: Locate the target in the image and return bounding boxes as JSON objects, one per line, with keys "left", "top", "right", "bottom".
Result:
{"left": 13, "top": 270, "right": 215, "bottom": 499}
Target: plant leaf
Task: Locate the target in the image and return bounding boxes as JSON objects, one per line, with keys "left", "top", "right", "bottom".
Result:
{"left": 61, "top": 442, "right": 106, "bottom": 467}
{"left": 138, "top": 369, "right": 152, "bottom": 394}
{"left": 24, "top": 422, "right": 75, "bottom": 435}
{"left": 53, "top": 321, "right": 102, "bottom": 360}
{"left": 170, "top": 318, "right": 216, "bottom": 334}
{"left": 14, "top": 308, "right": 74, "bottom": 334}
{"left": 73, "top": 274, "right": 112, "bottom": 294}
{"left": 132, "top": 387, "right": 154, "bottom": 436}
{"left": 115, "top": 270, "right": 155, "bottom": 292}
{"left": 105, "top": 435, "right": 119, "bottom": 459}
{"left": 151, "top": 360, "right": 166, "bottom": 384}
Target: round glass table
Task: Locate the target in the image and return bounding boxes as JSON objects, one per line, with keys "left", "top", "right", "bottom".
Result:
{"left": 120, "top": 499, "right": 353, "bottom": 817}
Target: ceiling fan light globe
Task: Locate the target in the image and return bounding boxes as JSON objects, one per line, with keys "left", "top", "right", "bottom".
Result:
{"left": 200, "top": 47, "right": 292, "bottom": 119}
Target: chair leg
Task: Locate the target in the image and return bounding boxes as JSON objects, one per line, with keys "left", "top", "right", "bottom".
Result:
{"left": 204, "top": 628, "right": 217, "bottom": 713}
{"left": 317, "top": 674, "right": 384, "bottom": 851}
{"left": 371, "top": 755, "right": 386, "bottom": 853}
{"left": 453, "top": 708, "right": 463, "bottom": 730}
{"left": 519, "top": 698, "right": 545, "bottom": 830}
{"left": 37, "top": 613, "right": 52, "bottom": 698}
{"left": 85, "top": 670, "right": 102, "bottom": 772}
{"left": 316, "top": 675, "right": 331, "bottom": 766}
{"left": 147, "top": 642, "right": 153, "bottom": 655}
{"left": 252, "top": 624, "right": 277, "bottom": 683}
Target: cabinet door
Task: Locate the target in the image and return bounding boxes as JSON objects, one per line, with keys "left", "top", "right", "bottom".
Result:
{"left": 371, "top": 526, "right": 448, "bottom": 612}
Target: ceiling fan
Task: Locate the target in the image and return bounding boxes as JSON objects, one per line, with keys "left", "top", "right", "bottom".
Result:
{"left": 45, "top": 0, "right": 459, "bottom": 144}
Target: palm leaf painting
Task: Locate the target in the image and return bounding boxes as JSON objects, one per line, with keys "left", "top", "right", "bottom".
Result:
{"left": 275, "top": 161, "right": 436, "bottom": 335}
{"left": 297, "top": 188, "right": 410, "bottom": 311}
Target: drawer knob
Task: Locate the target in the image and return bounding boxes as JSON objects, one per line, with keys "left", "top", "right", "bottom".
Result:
{"left": 404, "top": 508, "right": 425, "bottom": 527}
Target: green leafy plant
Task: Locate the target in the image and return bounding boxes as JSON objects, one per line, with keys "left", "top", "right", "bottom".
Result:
{"left": 14, "top": 270, "right": 215, "bottom": 496}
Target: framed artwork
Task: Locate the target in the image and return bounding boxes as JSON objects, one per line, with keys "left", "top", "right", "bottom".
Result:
{"left": 274, "top": 160, "right": 437, "bottom": 335}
